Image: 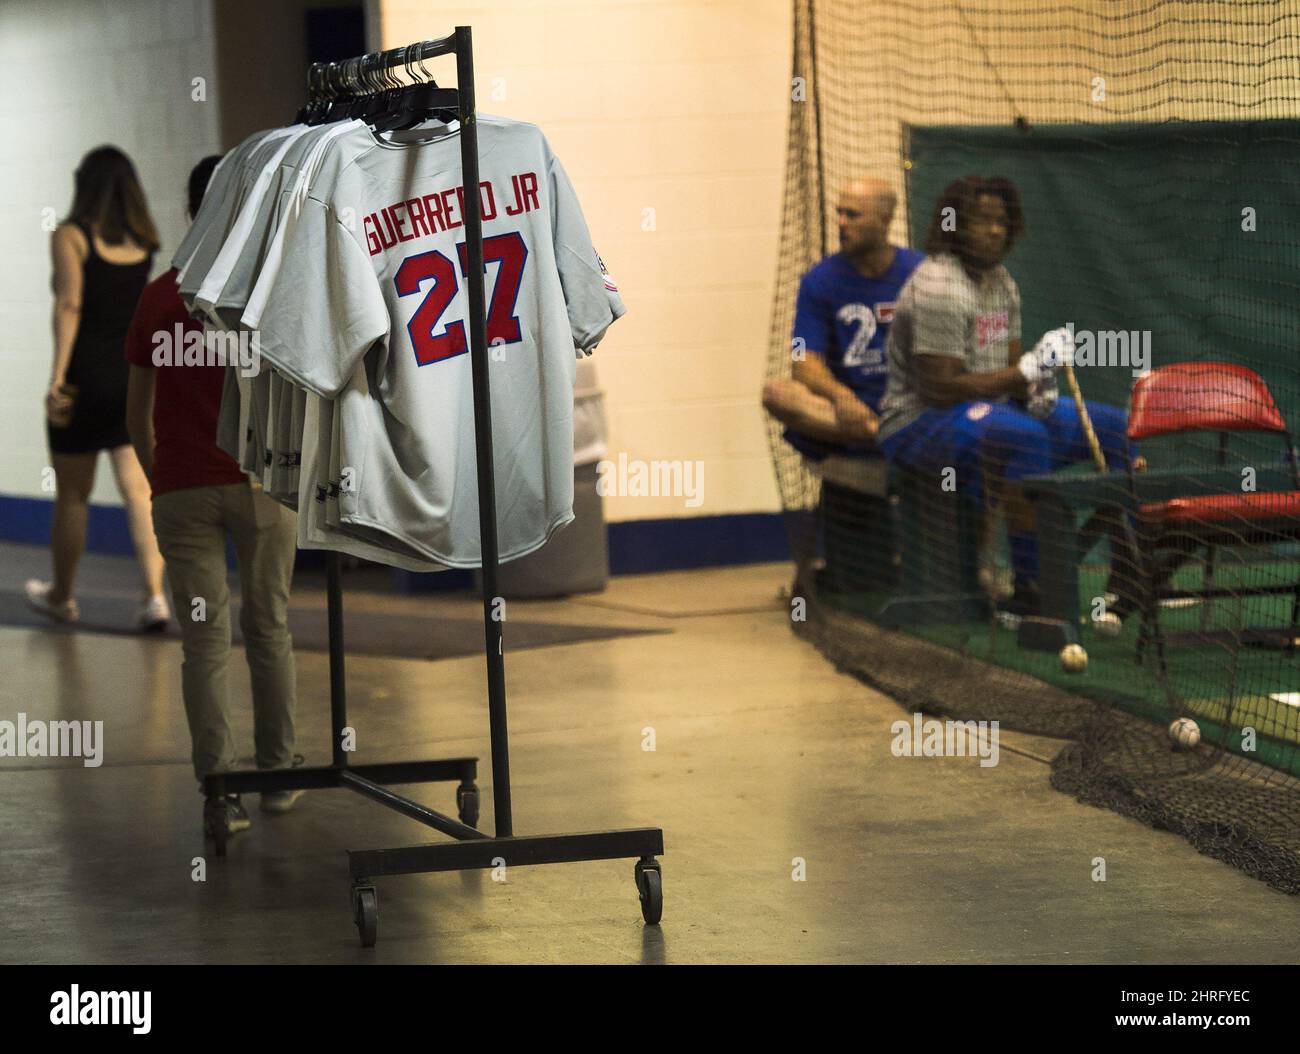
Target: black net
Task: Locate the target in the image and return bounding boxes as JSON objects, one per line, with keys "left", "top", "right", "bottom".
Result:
{"left": 767, "top": 0, "right": 1300, "bottom": 893}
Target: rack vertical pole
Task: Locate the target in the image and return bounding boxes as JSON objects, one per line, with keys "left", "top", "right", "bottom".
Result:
{"left": 326, "top": 551, "right": 348, "bottom": 768}
{"left": 455, "top": 25, "right": 513, "bottom": 838}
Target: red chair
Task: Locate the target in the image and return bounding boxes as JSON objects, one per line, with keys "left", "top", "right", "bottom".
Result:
{"left": 1124, "top": 362, "right": 1300, "bottom": 681}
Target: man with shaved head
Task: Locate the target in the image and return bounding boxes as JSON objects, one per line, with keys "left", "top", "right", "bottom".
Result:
{"left": 764, "top": 176, "right": 924, "bottom": 459}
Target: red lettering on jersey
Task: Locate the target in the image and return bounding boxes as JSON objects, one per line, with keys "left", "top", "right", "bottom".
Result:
{"left": 519, "top": 171, "right": 539, "bottom": 212}
{"left": 423, "top": 192, "right": 445, "bottom": 232}
{"left": 377, "top": 209, "right": 398, "bottom": 251}
{"left": 479, "top": 180, "right": 498, "bottom": 221}
{"left": 441, "top": 188, "right": 462, "bottom": 230}
{"left": 391, "top": 203, "right": 413, "bottom": 242}
{"left": 406, "top": 196, "right": 430, "bottom": 238}
{"left": 367, "top": 180, "right": 510, "bottom": 255}
{"left": 505, "top": 174, "right": 525, "bottom": 216}
{"left": 976, "top": 311, "right": 1009, "bottom": 347}
{"left": 505, "top": 172, "right": 540, "bottom": 216}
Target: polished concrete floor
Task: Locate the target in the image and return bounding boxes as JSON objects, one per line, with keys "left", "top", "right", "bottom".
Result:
{"left": 3, "top": 547, "right": 1299, "bottom": 963}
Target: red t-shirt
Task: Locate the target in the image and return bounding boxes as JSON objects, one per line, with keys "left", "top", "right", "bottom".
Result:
{"left": 124, "top": 268, "right": 246, "bottom": 497}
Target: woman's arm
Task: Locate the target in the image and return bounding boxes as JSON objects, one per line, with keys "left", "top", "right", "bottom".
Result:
{"left": 125, "top": 365, "right": 156, "bottom": 480}
{"left": 47, "top": 225, "right": 85, "bottom": 414}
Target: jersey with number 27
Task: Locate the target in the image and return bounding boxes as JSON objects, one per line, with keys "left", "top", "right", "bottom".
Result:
{"left": 256, "top": 116, "right": 625, "bottom": 568}
{"left": 792, "top": 248, "right": 923, "bottom": 412}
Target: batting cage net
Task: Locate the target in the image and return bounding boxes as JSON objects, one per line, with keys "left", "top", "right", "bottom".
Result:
{"left": 765, "top": 0, "right": 1300, "bottom": 892}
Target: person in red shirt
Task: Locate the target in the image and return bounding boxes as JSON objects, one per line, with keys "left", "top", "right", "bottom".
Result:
{"left": 125, "top": 157, "right": 300, "bottom": 840}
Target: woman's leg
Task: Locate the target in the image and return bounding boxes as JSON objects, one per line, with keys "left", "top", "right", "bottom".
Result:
{"left": 108, "top": 444, "right": 166, "bottom": 600}
{"left": 49, "top": 451, "right": 98, "bottom": 603}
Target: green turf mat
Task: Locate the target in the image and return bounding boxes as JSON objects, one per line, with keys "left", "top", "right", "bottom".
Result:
{"left": 819, "top": 559, "right": 1300, "bottom": 776}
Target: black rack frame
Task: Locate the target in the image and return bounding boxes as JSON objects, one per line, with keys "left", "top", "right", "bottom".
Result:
{"left": 202, "top": 26, "right": 664, "bottom": 947}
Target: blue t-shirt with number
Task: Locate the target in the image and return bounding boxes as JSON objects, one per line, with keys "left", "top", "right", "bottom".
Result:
{"left": 792, "top": 247, "right": 924, "bottom": 413}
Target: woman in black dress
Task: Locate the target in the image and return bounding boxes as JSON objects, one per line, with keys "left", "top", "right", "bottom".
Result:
{"left": 24, "top": 146, "right": 170, "bottom": 630}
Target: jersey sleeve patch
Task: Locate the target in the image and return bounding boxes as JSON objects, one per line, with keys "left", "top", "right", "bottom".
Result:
{"left": 596, "top": 250, "right": 618, "bottom": 292}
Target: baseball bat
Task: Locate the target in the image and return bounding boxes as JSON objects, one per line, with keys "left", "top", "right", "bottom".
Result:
{"left": 1060, "top": 357, "right": 1107, "bottom": 472}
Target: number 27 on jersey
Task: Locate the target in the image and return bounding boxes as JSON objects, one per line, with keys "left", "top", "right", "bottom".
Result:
{"left": 395, "top": 231, "right": 528, "bottom": 366}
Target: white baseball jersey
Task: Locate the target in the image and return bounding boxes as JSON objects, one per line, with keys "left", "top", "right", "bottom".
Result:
{"left": 178, "top": 126, "right": 306, "bottom": 305}
{"left": 256, "top": 115, "right": 625, "bottom": 568}
{"left": 172, "top": 129, "right": 269, "bottom": 278}
{"left": 193, "top": 124, "right": 356, "bottom": 494}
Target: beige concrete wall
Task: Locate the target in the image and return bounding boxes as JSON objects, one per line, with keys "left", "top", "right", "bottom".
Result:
{"left": 376, "top": 0, "right": 795, "bottom": 522}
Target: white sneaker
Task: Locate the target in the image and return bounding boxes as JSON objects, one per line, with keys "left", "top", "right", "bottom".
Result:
{"left": 136, "top": 594, "right": 170, "bottom": 632}
{"left": 24, "top": 579, "right": 79, "bottom": 623}
{"left": 260, "top": 789, "right": 304, "bottom": 814}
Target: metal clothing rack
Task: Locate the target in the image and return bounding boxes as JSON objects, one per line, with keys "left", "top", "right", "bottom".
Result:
{"left": 202, "top": 26, "right": 664, "bottom": 947}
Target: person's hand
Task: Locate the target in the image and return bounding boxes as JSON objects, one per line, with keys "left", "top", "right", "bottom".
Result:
{"left": 1018, "top": 326, "right": 1074, "bottom": 383}
{"left": 1024, "top": 376, "right": 1058, "bottom": 419}
{"left": 45, "top": 380, "right": 74, "bottom": 424}
{"left": 833, "top": 390, "right": 878, "bottom": 442}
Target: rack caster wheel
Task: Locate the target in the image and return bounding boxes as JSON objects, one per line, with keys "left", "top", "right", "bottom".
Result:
{"left": 204, "top": 797, "right": 227, "bottom": 858}
{"left": 352, "top": 884, "right": 378, "bottom": 948}
{"left": 634, "top": 857, "right": 662, "bottom": 925}
{"left": 456, "top": 783, "right": 480, "bottom": 828}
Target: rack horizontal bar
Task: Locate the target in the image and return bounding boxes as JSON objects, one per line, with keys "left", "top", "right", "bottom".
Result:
{"left": 205, "top": 757, "right": 477, "bottom": 795}
{"left": 338, "top": 770, "right": 485, "bottom": 841}
{"left": 312, "top": 34, "right": 461, "bottom": 79}
{"left": 348, "top": 828, "right": 666, "bottom": 880}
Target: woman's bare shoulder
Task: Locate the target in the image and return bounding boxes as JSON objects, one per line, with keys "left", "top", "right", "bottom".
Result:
{"left": 52, "top": 222, "right": 89, "bottom": 255}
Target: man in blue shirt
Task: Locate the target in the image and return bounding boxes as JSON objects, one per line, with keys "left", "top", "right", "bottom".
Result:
{"left": 764, "top": 176, "right": 924, "bottom": 460}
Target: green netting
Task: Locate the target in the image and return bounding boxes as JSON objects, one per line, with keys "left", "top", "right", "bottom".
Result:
{"left": 906, "top": 119, "right": 1300, "bottom": 468}
{"left": 768, "top": 0, "right": 1300, "bottom": 894}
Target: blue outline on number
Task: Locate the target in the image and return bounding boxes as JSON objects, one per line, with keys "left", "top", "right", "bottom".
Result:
{"left": 457, "top": 231, "right": 528, "bottom": 347}
{"left": 395, "top": 247, "right": 466, "bottom": 366}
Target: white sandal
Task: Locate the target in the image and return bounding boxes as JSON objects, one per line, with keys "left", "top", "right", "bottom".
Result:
{"left": 23, "top": 579, "right": 80, "bottom": 623}
{"left": 135, "top": 594, "right": 170, "bottom": 632}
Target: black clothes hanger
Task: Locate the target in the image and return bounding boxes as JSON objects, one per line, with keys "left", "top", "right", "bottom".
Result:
{"left": 370, "top": 83, "right": 461, "bottom": 132}
{"left": 298, "top": 44, "right": 461, "bottom": 131}
{"left": 370, "top": 44, "right": 460, "bottom": 132}
{"left": 294, "top": 62, "right": 321, "bottom": 124}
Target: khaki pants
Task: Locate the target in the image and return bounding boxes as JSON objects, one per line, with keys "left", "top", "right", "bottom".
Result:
{"left": 152, "top": 483, "right": 297, "bottom": 783}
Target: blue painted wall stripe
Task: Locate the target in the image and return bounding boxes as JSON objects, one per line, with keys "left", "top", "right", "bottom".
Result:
{"left": 0, "top": 493, "right": 791, "bottom": 580}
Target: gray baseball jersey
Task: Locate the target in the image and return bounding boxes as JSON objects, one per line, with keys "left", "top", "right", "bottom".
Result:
{"left": 877, "top": 252, "right": 1021, "bottom": 441}
{"left": 172, "top": 129, "right": 271, "bottom": 277}
{"left": 256, "top": 115, "right": 625, "bottom": 568}
{"left": 178, "top": 126, "right": 307, "bottom": 306}
{"left": 196, "top": 124, "right": 363, "bottom": 495}
{"left": 196, "top": 122, "right": 421, "bottom": 562}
